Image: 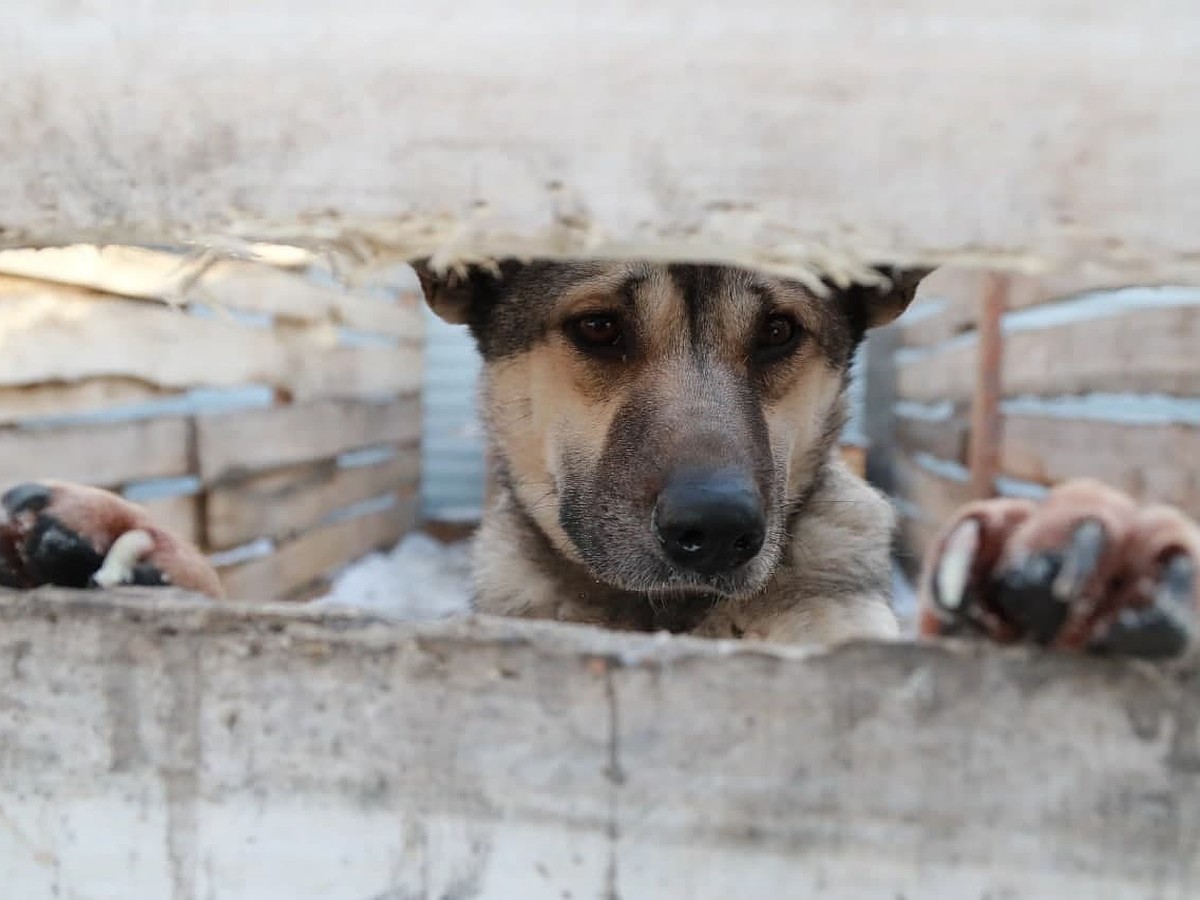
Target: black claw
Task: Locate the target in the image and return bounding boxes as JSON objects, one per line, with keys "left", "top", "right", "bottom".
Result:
{"left": 23, "top": 518, "right": 104, "bottom": 589}
{"left": 2, "top": 483, "right": 52, "bottom": 516}
{"left": 1157, "top": 553, "right": 1195, "bottom": 611}
{"left": 130, "top": 564, "right": 169, "bottom": 587}
{"left": 1091, "top": 554, "right": 1195, "bottom": 660}
{"left": 991, "top": 550, "right": 1070, "bottom": 645}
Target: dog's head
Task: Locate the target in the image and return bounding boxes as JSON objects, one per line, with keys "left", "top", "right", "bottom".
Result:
{"left": 417, "top": 259, "right": 925, "bottom": 602}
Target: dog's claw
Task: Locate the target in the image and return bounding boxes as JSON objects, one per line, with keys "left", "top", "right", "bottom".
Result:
{"left": 1052, "top": 518, "right": 1107, "bottom": 604}
{"left": 1096, "top": 553, "right": 1198, "bottom": 660}
{"left": 933, "top": 518, "right": 979, "bottom": 614}
{"left": 2, "top": 483, "right": 52, "bottom": 517}
{"left": 1155, "top": 552, "right": 1195, "bottom": 612}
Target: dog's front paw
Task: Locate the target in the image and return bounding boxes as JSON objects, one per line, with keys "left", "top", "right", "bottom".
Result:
{"left": 0, "top": 481, "right": 224, "bottom": 599}
{"left": 918, "top": 479, "right": 1197, "bottom": 659}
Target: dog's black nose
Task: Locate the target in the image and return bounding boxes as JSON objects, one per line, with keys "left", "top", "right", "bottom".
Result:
{"left": 653, "top": 470, "right": 766, "bottom": 576}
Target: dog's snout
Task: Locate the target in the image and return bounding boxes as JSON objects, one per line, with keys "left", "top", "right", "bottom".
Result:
{"left": 653, "top": 470, "right": 766, "bottom": 577}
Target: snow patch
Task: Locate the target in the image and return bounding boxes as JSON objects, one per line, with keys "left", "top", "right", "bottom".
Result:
{"left": 312, "top": 531, "right": 473, "bottom": 621}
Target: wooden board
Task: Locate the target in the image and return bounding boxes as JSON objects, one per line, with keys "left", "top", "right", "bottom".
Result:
{"left": 1, "top": 590, "right": 1196, "bottom": 897}
{"left": 893, "top": 454, "right": 974, "bottom": 530}
{"left": 0, "top": 245, "right": 424, "bottom": 339}
{"left": 218, "top": 495, "right": 417, "bottom": 599}
{"left": 894, "top": 408, "right": 970, "bottom": 463}
{"left": 206, "top": 451, "right": 421, "bottom": 549}
{"left": 0, "top": 277, "right": 421, "bottom": 399}
{"left": 896, "top": 512, "right": 941, "bottom": 576}
{"left": 196, "top": 397, "right": 421, "bottom": 483}
{"left": 900, "top": 270, "right": 1158, "bottom": 348}
{"left": 897, "top": 304, "right": 1200, "bottom": 403}
{"left": 898, "top": 270, "right": 988, "bottom": 348}
{"left": 0, "top": 378, "right": 172, "bottom": 426}
{"left": 0, "top": 417, "right": 189, "bottom": 487}
{"left": 4, "top": 2, "right": 1200, "bottom": 284}
{"left": 1000, "top": 415, "right": 1200, "bottom": 516}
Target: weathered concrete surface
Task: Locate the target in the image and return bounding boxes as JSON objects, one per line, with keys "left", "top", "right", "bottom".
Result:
{"left": 0, "top": 588, "right": 1196, "bottom": 899}
{"left": 4, "top": 2, "right": 1200, "bottom": 283}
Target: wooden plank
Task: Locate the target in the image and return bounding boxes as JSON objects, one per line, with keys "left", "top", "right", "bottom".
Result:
{"left": 898, "top": 271, "right": 1191, "bottom": 406}
{"left": 898, "top": 269, "right": 987, "bottom": 347}
{"left": 0, "top": 276, "right": 421, "bottom": 398}
{"left": 0, "top": 418, "right": 189, "bottom": 488}
{"left": 894, "top": 454, "right": 974, "bottom": 531}
{"left": 218, "top": 495, "right": 417, "bottom": 600}
{"left": 2, "top": 591, "right": 1196, "bottom": 897}
{"left": 896, "top": 511, "right": 941, "bottom": 576}
{"left": 0, "top": 379, "right": 172, "bottom": 426}
{"left": 894, "top": 409, "right": 970, "bottom": 463}
{"left": 897, "top": 304, "right": 1200, "bottom": 403}
{"left": 967, "top": 274, "right": 1007, "bottom": 498}
{"left": 1000, "top": 415, "right": 1200, "bottom": 518}
{"left": 206, "top": 451, "right": 421, "bottom": 549}
{"left": 136, "top": 493, "right": 201, "bottom": 547}
{"left": 4, "top": 3, "right": 1200, "bottom": 284}
{"left": 0, "top": 245, "right": 423, "bottom": 339}
{"left": 901, "top": 270, "right": 1155, "bottom": 349}
{"left": 196, "top": 397, "right": 421, "bottom": 483}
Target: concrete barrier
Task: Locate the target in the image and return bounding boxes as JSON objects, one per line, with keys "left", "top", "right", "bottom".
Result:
{"left": 0, "top": 587, "right": 1195, "bottom": 898}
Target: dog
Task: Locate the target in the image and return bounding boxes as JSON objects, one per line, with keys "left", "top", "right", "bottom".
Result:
{"left": 0, "top": 260, "right": 1195, "bottom": 656}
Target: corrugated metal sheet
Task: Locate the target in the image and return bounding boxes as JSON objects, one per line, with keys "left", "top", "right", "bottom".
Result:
{"left": 420, "top": 307, "right": 487, "bottom": 521}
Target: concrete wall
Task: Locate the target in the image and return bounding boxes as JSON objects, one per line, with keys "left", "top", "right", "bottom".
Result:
{"left": 0, "top": 588, "right": 1196, "bottom": 899}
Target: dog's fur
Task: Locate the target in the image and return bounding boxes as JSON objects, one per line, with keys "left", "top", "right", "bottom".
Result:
{"left": 418, "top": 260, "right": 926, "bottom": 644}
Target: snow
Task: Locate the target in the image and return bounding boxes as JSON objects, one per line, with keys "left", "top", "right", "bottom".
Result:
{"left": 311, "top": 531, "right": 474, "bottom": 620}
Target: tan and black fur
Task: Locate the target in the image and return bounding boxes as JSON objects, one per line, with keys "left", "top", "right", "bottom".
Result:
{"left": 418, "top": 260, "right": 925, "bottom": 644}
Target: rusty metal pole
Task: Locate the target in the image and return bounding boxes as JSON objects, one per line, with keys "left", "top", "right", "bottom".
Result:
{"left": 968, "top": 273, "right": 1008, "bottom": 500}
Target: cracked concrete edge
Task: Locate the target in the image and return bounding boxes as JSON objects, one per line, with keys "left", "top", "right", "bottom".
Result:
{"left": 1, "top": 585, "right": 1199, "bottom": 897}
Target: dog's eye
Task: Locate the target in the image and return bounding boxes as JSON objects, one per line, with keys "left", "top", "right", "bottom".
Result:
{"left": 753, "top": 314, "right": 801, "bottom": 362}
{"left": 566, "top": 313, "right": 626, "bottom": 356}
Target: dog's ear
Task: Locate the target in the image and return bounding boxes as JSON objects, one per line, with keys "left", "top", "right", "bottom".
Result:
{"left": 412, "top": 259, "right": 500, "bottom": 326}
{"left": 842, "top": 265, "right": 933, "bottom": 330}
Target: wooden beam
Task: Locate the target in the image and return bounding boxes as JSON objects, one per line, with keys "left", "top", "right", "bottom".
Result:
{"left": 4, "top": 2, "right": 1200, "bottom": 283}
{"left": 897, "top": 303, "right": 1200, "bottom": 403}
{"left": 1000, "top": 415, "right": 1200, "bottom": 517}
{"left": 0, "top": 417, "right": 189, "bottom": 487}
{"left": 0, "top": 379, "right": 171, "bottom": 426}
{"left": 893, "top": 407, "right": 971, "bottom": 464}
{"left": 206, "top": 451, "right": 420, "bottom": 549}
{"left": 195, "top": 397, "right": 421, "bottom": 483}
{"left": 217, "top": 493, "right": 417, "bottom": 600}
{"left": 968, "top": 274, "right": 1007, "bottom": 499}
{"left": 893, "top": 454, "right": 975, "bottom": 530}
{"left": 0, "top": 277, "right": 422, "bottom": 399}
{"left": 0, "top": 245, "right": 424, "bottom": 339}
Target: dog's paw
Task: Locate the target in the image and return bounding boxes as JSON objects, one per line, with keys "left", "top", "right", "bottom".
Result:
{"left": 918, "top": 479, "right": 1197, "bottom": 659}
{"left": 0, "top": 481, "right": 224, "bottom": 599}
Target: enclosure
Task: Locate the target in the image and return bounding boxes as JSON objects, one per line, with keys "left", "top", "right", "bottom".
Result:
{"left": 2, "top": 2, "right": 1199, "bottom": 898}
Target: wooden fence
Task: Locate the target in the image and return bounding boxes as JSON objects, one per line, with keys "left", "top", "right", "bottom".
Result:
{"left": 0, "top": 246, "right": 424, "bottom": 600}
{"left": 879, "top": 268, "right": 1200, "bottom": 570}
